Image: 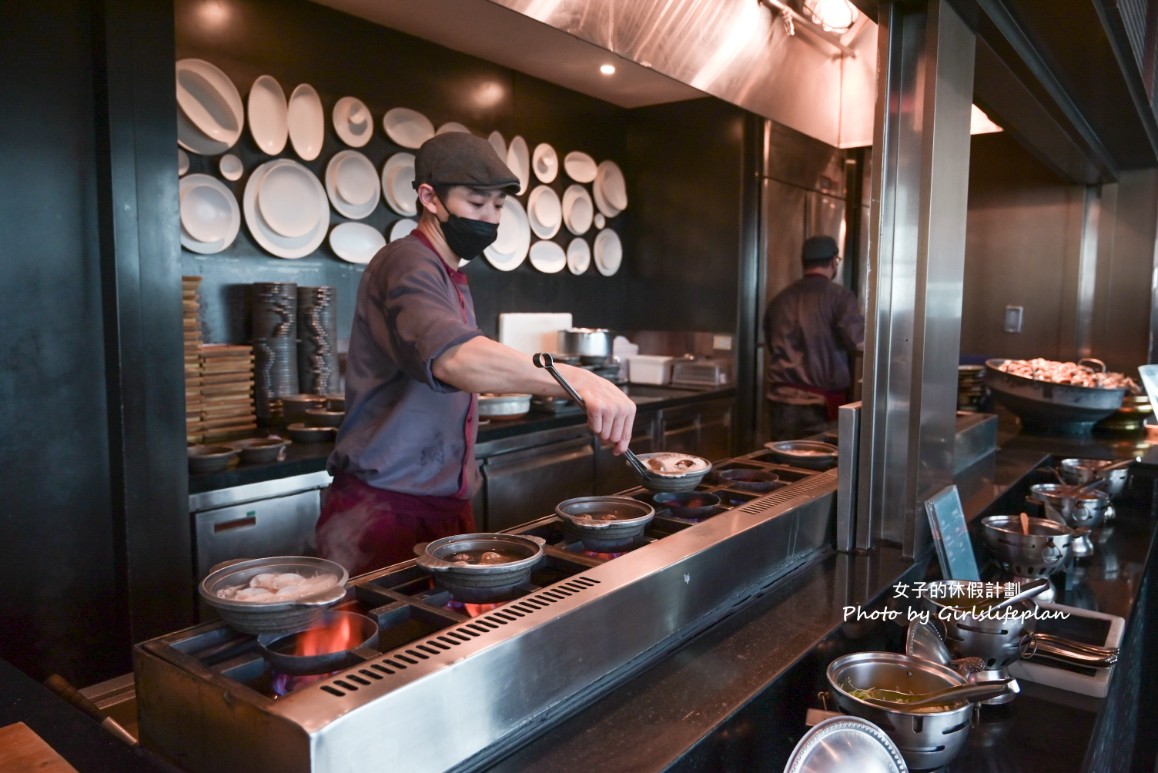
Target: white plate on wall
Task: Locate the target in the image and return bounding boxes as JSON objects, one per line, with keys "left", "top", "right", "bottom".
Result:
{"left": 593, "top": 228, "right": 622, "bottom": 276}
{"left": 287, "top": 84, "right": 324, "bottom": 161}
{"left": 179, "top": 174, "right": 239, "bottom": 254}
{"left": 383, "top": 107, "right": 434, "bottom": 149}
{"left": 532, "top": 143, "right": 558, "bottom": 183}
{"left": 177, "top": 103, "right": 230, "bottom": 156}
{"left": 567, "top": 238, "right": 591, "bottom": 275}
{"left": 247, "top": 74, "right": 288, "bottom": 155}
{"left": 329, "top": 221, "right": 386, "bottom": 264}
{"left": 437, "top": 121, "right": 470, "bottom": 135}
{"left": 325, "top": 150, "right": 379, "bottom": 220}
{"left": 333, "top": 96, "right": 372, "bottom": 148}
{"left": 506, "top": 136, "right": 530, "bottom": 195}
{"left": 258, "top": 160, "right": 326, "bottom": 238}
{"left": 564, "top": 151, "right": 597, "bottom": 183}
{"left": 176, "top": 59, "right": 243, "bottom": 149}
{"left": 562, "top": 185, "right": 594, "bottom": 235}
{"left": 529, "top": 240, "right": 566, "bottom": 273}
{"left": 594, "top": 212, "right": 606, "bottom": 229}
{"left": 219, "top": 153, "right": 243, "bottom": 181}
{"left": 484, "top": 197, "right": 529, "bottom": 271}
{"left": 243, "top": 159, "right": 330, "bottom": 259}
{"left": 595, "top": 159, "right": 628, "bottom": 213}
{"left": 389, "top": 218, "right": 416, "bottom": 242}
{"left": 177, "top": 149, "right": 190, "bottom": 176}
{"left": 381, "top": 153, "right": 417, "bottom": 216}
{"left": 527, "top": 185, "right": 562, "bottom": 239}
{"left": 488, "top": 131, "right": 506, "bottom": 160}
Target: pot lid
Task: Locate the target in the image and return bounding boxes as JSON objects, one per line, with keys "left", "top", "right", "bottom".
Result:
{"left": 784, "top": 717, "right": 907, "bottom": 773}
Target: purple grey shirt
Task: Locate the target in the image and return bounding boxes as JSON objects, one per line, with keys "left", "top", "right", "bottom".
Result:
{"left": 328, "top": 232, "right": 483, "bottom": 497}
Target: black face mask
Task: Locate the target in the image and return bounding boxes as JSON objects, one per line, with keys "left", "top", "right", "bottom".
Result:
{"left": 440, "top": 212, "right": 499, "bottom": 262}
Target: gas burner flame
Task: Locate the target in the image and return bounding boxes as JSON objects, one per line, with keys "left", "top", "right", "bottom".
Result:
{"left": 582, "top": 550, "right": 625, "bottom": 561}
{"left": 269, "top": 610, "right": 362, "bottom": 697}
{"left": 272, "top": 669, "right": 332, "bottom": 697}
{"left": 446, "top": 598, "right": 505, "bottom": 618}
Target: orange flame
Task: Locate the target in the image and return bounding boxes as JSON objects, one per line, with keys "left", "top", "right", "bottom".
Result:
{"left": 295, "top": 613, "right": 357, "bottom": 657}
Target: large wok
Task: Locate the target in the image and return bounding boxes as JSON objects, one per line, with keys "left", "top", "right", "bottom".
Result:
{"left": 984, "top": 359, "right": 1126, "bottom": 433}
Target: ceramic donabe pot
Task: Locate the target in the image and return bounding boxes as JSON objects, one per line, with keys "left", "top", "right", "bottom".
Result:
{"left": 414, "top": 533, "right": 545, "bottom": 603}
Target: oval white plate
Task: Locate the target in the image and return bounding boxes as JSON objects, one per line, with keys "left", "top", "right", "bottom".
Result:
{"left": 529, "top": 240, "right": 566, "bottom": 274}
{"left": 562, "top": 185, "right": 594, "bottom": 235}
{"left": 484, "top": 197, "right": 529, "bottom": 271}
{"left": 593, "top": 228, "right": 622, "bottom": 276}
{"left": 389, "top": 218, "right": 416, "bottom": 242}
{"left": 333, "top": 96, "right": 372, "bottom": 148}
{"left": 381, "top": 153, "right": 417, "bottom": 216}
{"left": 528, "top": 186, "right": 562, "bottom": 239}
{"left": 593, "top": 176, "right": 620, "bottom": 219}
{"left": 287, "top": 84, "right": 324, "bottom": 161}
{"left": 179, "top": 174, "right": 239, "bottom": 254}
{"left": 247, "top": 74, "right": 287, "bottom": 155}
{"left": 487, "top": 131, "right": 506, "bottom": 160}
{"left": 177, "top": 100, "right": 230, "bottom": 156}
{"left": 506, "top": 136, "right": 530, "bottom": 195}
{"left": 243, "top": 160, "right": 329, "bottom": 259}
{"left": 437, "top": 121, "right": 470, "bottom": 135}
{"left": 596, "top": 159, "right": 628, "bottom": 212}
{"left": 258, "top": 160, "right": 325, "bottom": 238}
{"left": 532, "top": 143, "right": 558, "bottom": 183}
{"left": 177, "top": 149, "right": 190, "bottom": 176}
{"left": 567, "top": 238, "right": 591, "bottom": 275}
{"left": 564, "top": 151, "right": 597, "bottom": 183}
{"left": 176, "top": 59, "right": 243, "bottom": 148}
{"left": 219, "top": 153, "right": 243, "bottom": 181}
{"left": 594, "top": 212, "right": 606, "bottom": 229}
{"left": 325, "top": 150, "right": 379, "bottom": 220}
{"left": 383, "top": 107, "right": 434, "bottom": 149}
{"left": 329, "top": 221, "right": 386, "bottom": 264}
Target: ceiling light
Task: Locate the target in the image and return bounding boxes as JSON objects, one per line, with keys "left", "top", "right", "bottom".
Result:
{"left": 599, "top": 64, "right": 616, "bottom": 76}
{"left": 802, "top": 0, "right": 858, "bottom": 34}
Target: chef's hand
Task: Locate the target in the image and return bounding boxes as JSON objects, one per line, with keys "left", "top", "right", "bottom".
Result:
{"left": 558, "top": 363, "right": 636, "bottom": 454}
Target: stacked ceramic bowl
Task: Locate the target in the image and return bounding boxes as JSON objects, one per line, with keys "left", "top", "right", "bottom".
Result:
{"left": 252, "top": 282, "right": 299, "bottom": 421}
{"left": 297, "top": 286, "right": 338, "bottom": 395}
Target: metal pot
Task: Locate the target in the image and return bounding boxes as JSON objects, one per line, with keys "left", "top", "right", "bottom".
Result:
{"left": 198, "top": 556, "right": 349, "bottom": 635}
{"left": 557, "top": 328, "right": 613, "bottom": 364}
{"left": 257, "top": 611, "right": 379, "bottom": 675}
{"left": 1058, "top": 457, "right": 1130, "bottom": 498}
{"left": 413, "top": 533, "right": 545, "bottom": 603}
{"left": 827, "top": 651, "right": 975, "bottom": 771}
{"left": 1028, "top": 484, "right": 1112, "bottom": 557}
{"left": 555, "top": 496, "right": 655, "bottom": 551}
{"left": 980, "top": 515, "right": 1072, "bottom": 580}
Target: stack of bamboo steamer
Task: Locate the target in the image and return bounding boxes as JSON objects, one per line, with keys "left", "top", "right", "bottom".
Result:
{"left": 183, "top": 277, "right": 258, "bottom": 444}
{"left": 183, "top": 277, "right": 205, "bottom": 443}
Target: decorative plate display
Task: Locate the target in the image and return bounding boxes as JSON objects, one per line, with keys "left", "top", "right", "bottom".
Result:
{"left": 243, "top": 159, "right": 330, "bottom": 259}
{"left": 593, "top": 228, "right": 622, "bottom": 276}
{"left": 563, "top": 150, "right": 597, "bottom": 183}
{"left": 329, "top": 221, "right": 386, "bottom": 265}
{"left": 529, "top": 240, "right": 566, "bottom": 273}
{"left": 528, "top": 185, "right": 562, "bottom": 240}
{"left": 389, "top": 218, "right": 416, "bottom": 242}
{"left": 483, "top": 197, "right": 530, "bottom": 271}
{"left": 325, "top": 150, "right": 380, "bottom": 220}
{"left": 594, "top": 159, "right": 627, "bottom": 217}
{"left": 437, "top": 121, "right": 470, "bottom": 135}
{"left": 381, "top": 153, "right": 417, "bottom": 217}
{"left": 177, "top": 148, "right": 190, "bottom": 176}
{"left": 562, "top": 184, "right": 594, "bottom": 235}
{"left": 287, "top": 84, "right": 324, "bottom": 161}
{"left": 332, "top": 96, "right": 372, "bottom": 148}
{"left": 176, "top": 58, "right": 244, "bottom": 153}
{"left": 179, "top": 174, "right": 239, "bottom": 255}
{"left": 383, "top": 107, "right": 434, "bottom": 149}
{"left": 567, "top": 238, "right": 591, "bottom": 275}
{"left": 218, "top": 153, "right": 243, "bottom": 181}
{"left": 506, "top": 135, "right": 530, "bottom": 195}
{"left": 247, "top": 74, "right": 287, "bottom": 155}
{"left": 532, "top": 143, "right": 558, "bottom": 183}
{"left": 487, "top": 130, "right": 506, "bottom": 160}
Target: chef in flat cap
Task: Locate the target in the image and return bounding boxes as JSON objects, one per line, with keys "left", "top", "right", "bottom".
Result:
{"left": 319, "top": 132, "right": 635, "bottom": 575}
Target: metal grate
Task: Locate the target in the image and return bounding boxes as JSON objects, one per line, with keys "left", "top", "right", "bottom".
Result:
{"left": 733, "top": 468, "right": 837, "bottom": 517}
{"left": 317, "top": 576, "right": 603, "bottom": 698}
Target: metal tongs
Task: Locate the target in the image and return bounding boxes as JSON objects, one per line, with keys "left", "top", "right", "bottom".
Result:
{"left": 532, "top": 352, "right": 654, "bottom": 481}
{"left": 855, "top": 678, "right": 1015, "bottom": 709}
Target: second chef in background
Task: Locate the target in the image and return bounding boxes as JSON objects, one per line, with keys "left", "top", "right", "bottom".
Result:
{"left": 319, "top": 132, "right": 636, "bottom": 575}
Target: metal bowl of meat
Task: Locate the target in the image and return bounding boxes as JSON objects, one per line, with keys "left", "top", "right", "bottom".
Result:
{"left": 556, "top": 496, "right": 656, "bottom": 551}
{"left": 199, "top": 556, "right": 349, "bottom": 635}
{"left": 827, "top": 651, "right": 975, "bottom": 771}
{"left": 984, "top": 358, "right": 1129, "bottom": 433}
{"left": 414, "top": 533, "right": 545, "bottom": 603}
{"left": 634, "top": 452, "right": 712, "bottom": 492}
{"left": 763, "top": 440, "right": 838, "bottom": 470}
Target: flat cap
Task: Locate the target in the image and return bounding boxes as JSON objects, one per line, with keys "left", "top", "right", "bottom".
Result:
{"left": 412, "top": 132, "right": 519, "bottom": 193}
{"left": 802, "top": 235, "right": 839, "bottom": 263}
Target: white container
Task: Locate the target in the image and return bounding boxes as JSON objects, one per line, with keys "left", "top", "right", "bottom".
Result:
{"left": 627, "top": 355, "right": 673, "bottom": 385}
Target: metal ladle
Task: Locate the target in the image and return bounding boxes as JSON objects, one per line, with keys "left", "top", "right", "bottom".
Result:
{"left": 987, "top": 576, "right": 1051, "bottom": 613}
{"left": 856, "top": 677, "right": 1014, "bottom": 710}
{"left": 532, "top": 352, "right": 655, "bottom": 482}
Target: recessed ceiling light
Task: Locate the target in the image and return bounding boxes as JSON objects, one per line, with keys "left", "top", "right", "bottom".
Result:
{"left": 599, "top": 64, "right": 616, "bottom": 76}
